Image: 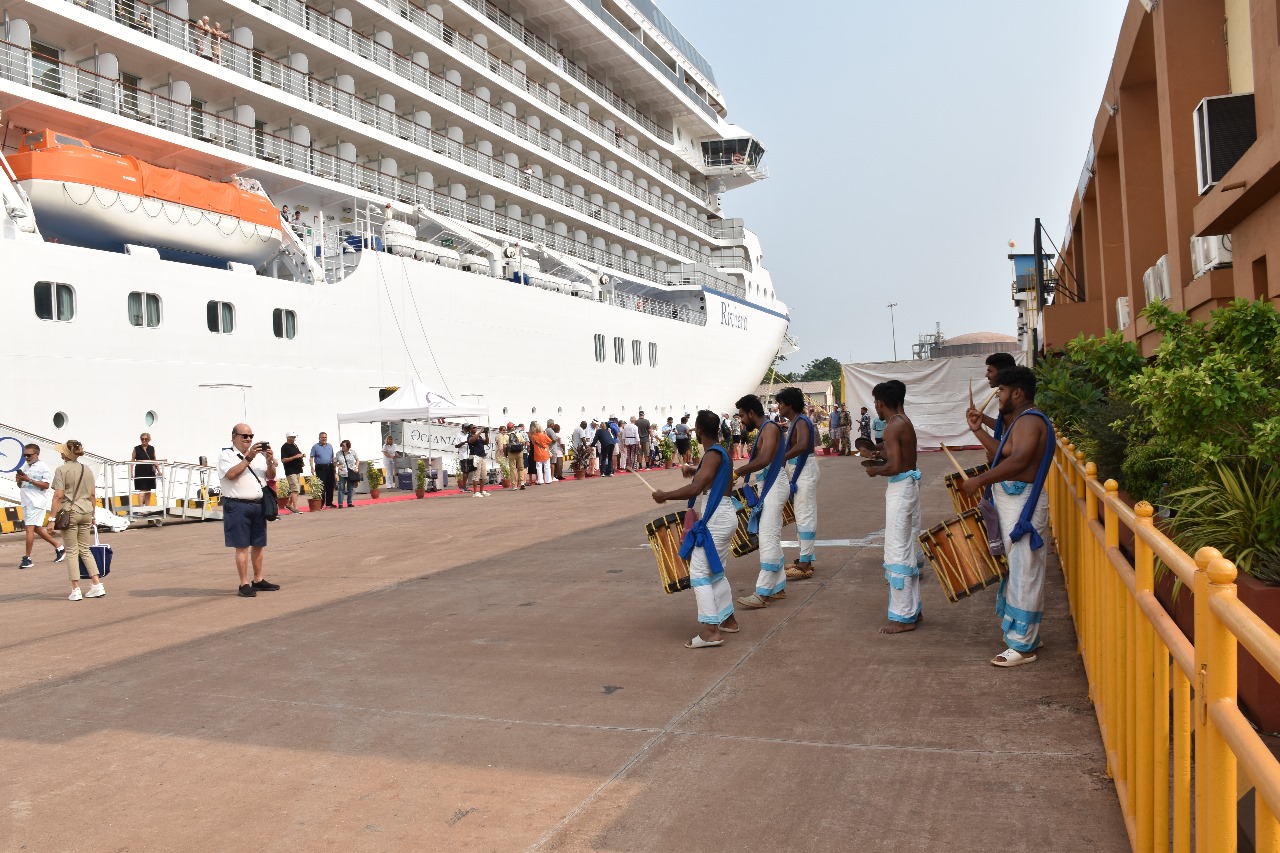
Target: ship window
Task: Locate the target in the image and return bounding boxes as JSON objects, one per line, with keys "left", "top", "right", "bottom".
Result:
{"left": 593, "top": 333, "right": 605, "bottom": 362}
{"left": 34, "top": 282, "right": 75, "bottom": 322}
{"left": 272, "top": 308, "right": 297, "bottom": 339}
{"left": 128, "top": 292, "right": 162, "bottom": 328}
{"left": 53, "top": 412, "right": 68, "bottom": 429}
{"left": 649, "top": 342, "right": 658, "bottom": 367}
{"left": 54, "top": 134, "right": 87, "bottom": 148}
{"left": 632, "top": 339, "right": 642, "bottom": 365}
{"left": 207, "top": 300, "right": 235, "bottom": 333}
{"left": 613, "top": 336, "right": 625, "bottom": 364}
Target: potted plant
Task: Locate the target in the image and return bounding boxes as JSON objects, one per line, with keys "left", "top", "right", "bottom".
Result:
{"left": 689, "top": 439, "right": 702, "bottom": 462}
{"left": 822, "top": 434, "right": 833, "bottom": 455}
{"left": 497, "top": 457, "right": 512, "bottom": 488}
{"left": 414, "top": 458, "right": 427, "bottom": 499}
{"left": 569, "top": 447, "right": 589, "bottom": 480}
{"left": 658, "top": 436, "right": 676, "bottom": 468}
{"left": 306, "top": 476, "right": 323, "bottom": 512}
{"left": 367, "top": 463, "right": 384, "bottom": 499}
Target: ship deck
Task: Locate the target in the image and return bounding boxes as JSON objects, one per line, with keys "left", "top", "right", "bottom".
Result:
{"left": 0, "top": 451, "right": 1126, "bottom": 851}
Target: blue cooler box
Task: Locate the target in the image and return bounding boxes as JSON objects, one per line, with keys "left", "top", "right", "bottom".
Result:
{"left": 396, "top": 471, "right": 413, "bottom": 490}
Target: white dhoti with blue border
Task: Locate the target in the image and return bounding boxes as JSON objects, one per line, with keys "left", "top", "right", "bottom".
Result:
{"left": 788, "top": 456, "right": 819, "bottom": 564}
{"left": 753, "top": 465, "right": 790, "bottom": 597}
{"left": 883, "top": 471, "right": 923, "bottom": 624}
{"left": 993, "top": 483, "right": 1049, "bottom": 652}
{"left": 690, "top": 495, "right": 736, "bottom": 624}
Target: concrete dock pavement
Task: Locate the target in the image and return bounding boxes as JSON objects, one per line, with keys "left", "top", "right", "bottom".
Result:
{"left": 0, "top": 450, "right": 1127, "bottom": 852}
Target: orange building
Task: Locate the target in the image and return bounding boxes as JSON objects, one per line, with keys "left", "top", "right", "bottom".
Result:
{"left": 1046, "top": 0, "right": 1278, "bottom": 355}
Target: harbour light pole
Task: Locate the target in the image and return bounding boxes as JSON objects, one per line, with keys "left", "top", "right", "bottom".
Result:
{"left": 887, "top": 303, "right": 899, "bottom": 361}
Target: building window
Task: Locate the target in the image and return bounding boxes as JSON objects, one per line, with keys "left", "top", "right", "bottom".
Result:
{"left": 34, "top": 282, "right": 75, "bottom": 321}
{"left": 593, "top": 333, "right": 605, "bottom": 362}
{"left": 128, "top": 291, "right": 162, "bottom": 327}
{"left": 632, "top": 339, "right": 642, "bottom": 365}
{"left": 272, "top": 308, "right": 297, "bottom": 339}
{"left": 613, "top": 336, "right": 625, "bottom": 364}
{"left": 207, "top": 300, "right": 235, "bottom": 333}
{"left": 649, "top": 342, "right": 658, "bottom": 367}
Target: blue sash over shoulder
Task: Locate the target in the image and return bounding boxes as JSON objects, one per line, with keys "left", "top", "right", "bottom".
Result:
{"left": 787, "top": 414, "right": 816, "bottom": 497}
{"left": 746, "top": 421, "right": 786, "bottom": 535}
{"left": 679, "top": 445, "right": 732, "bottom": 576}
{"left": 988, "top": 409, "right": 1056, "bottom": 551}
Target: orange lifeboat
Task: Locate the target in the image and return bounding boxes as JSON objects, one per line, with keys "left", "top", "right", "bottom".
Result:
{"left": 8, "top": 129, "right": 283, "bottom": 266}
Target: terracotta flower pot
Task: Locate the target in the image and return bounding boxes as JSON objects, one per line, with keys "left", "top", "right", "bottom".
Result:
{"left": 307, "top": 498, "right": 322, "bottom": 512}
{"left": 575, "top": 470, "right": 586, "bottom": 480}
{"left": 415, "top": 488, "right": 425, "bottom": 499}
{"left": 370, "top": 488, "right": 381, "bottom": 499}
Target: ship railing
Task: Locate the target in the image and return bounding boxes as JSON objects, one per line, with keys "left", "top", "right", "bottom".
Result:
{"left": 605, "top": 290, "right": 706, "bottom": 326}
{"left": 53, "top": 0, "right": 724, "bottom": 244}
{"left": 0, "top": 422, "right": 221, "bottom": 527}
{"left": 1048, "top": 438, "right": 1280, "bottom": 851}
{"left": 0, "top": 40, "right": 735, "bottom": 305}
{"left": 245, "top": 0, "right": 705, "bottom": 201}
{"left": 57, "top": 0, "right": 708, "bottom": 209}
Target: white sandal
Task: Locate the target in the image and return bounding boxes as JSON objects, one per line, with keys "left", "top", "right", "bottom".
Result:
{"left": 685, "top": 635, "right": 724, "bottom": 649}
{"left": 991, "top": 648, "right": 1037, "bottom": 667}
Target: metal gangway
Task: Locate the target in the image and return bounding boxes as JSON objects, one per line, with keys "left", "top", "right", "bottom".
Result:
{"left": 0, "top": 422, "right": 222, "bottom": 529}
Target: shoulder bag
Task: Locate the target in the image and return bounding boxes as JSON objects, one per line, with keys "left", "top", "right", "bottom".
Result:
{"left": 241, "top": 454, "right": 279, "bottom": 522}
{"left": 53, "top": 463, "right": 86, "bottom": 530}
{"left": 344, "top": 453, "right": 361, "bottom": 484}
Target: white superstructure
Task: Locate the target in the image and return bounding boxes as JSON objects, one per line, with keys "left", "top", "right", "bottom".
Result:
{"left": 0, "top": 0, "right": 786, "bottom": 461}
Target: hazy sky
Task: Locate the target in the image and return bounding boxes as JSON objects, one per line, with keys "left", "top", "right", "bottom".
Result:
{"left": 668, "top": 1, "right": 1129, "bottom": 367}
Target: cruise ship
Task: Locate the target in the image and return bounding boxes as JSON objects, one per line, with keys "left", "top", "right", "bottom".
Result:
{"left": 0, "top": 0, "right": 787, "bottom": 462}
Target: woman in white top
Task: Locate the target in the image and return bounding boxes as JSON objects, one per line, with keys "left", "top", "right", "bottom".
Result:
{"left": 335, "top": 440, "right": 360, "bottom": 508}
{"left": 381, "top": 434, "right": 400, "bottom": 483}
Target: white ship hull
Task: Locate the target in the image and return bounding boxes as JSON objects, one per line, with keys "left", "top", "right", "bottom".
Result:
{"left": 5, "top": 239, "right": 786, "bottom": 461}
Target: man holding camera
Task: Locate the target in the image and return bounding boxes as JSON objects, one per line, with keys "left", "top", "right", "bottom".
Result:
{"left": 217, "top": 424, "right": 280, "bottom": 597}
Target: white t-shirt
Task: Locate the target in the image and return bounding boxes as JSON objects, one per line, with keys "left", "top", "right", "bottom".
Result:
{"left": 217, "top": 447, "right": 270, "bottom": 500}
{"left": 623, "top": 424, "right": 639, "bottom": 444}
{"left": 19, "top": 459, "right": 53, "bottom": 511}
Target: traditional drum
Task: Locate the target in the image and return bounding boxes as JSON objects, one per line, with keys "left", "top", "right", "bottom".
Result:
{"left": 728, "top": 487, "right": 796, "bottom": 558}
{"left": 943, "top": 463, "right": 990, "bottom": 515}
{"left": 919, "top": 509, "right": 1006, "bottom": 603}
{"left": 646, "top": 512, "right": 691, "bottom": 593}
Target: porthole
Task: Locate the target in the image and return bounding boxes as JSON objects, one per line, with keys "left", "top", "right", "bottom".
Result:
{"left": 531, "top": 407, "right": 537, "bottom": 414}
{"left": 557, "top": 407, "right": 563, "bottom": 414}
{"left": 502, "top": 406, "right": 508, "bottom": 415}
{"left": 144, "top": 411, "right": 157, "bottom": 427}
{"left": 53, "top": 411, "right": 68, "bottom": 429}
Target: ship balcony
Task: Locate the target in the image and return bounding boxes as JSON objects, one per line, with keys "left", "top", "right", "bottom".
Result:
{"left": 701, "top": 138, "right": 768, "bottom": 190}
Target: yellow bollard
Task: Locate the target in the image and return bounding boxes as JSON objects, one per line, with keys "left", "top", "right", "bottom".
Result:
{"left": 1133, "top": 502, "right": 1156, "bottom": 852}
{"left": 1194, "top": 551, "right": 1238, "bottom": 852}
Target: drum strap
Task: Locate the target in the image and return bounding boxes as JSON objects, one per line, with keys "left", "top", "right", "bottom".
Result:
{"left": 786, "top": 414, "right": 816, "bottom": 496}
{"left": 986, "top": 409, "right": 1056, "bottom": 551}
{"left": 679, "top": 446, "right": 732, "bottom": 576}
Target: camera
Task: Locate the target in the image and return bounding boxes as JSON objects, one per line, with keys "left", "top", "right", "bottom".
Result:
{"left": 259, "top": 441, "right": 270, "bottom": 450}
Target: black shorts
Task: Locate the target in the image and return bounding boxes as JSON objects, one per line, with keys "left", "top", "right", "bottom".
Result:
{"left": 223, "top": 498, "right": 267, "bottom": 549}
{"left": 675, "top": 438, "right": 690, "bottom": 454}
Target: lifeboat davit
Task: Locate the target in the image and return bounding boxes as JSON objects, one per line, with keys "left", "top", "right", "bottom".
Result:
{"left": 8, "top": 129, "right": 282, "bottom": 267}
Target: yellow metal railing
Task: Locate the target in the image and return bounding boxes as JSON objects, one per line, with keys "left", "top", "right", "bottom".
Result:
{"left": 1047, "top": 438, "right": 1280, "bottom": 852}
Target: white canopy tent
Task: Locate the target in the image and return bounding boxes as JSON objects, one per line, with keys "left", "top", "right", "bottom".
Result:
{"left": 336, "top": 380, "right": 489, "bottom": 480}
{"left": 841, "top": 353, "right": 1027, "bottom": 451}
{"left": 336, "top": 379, "right": 487, "bottom": 426}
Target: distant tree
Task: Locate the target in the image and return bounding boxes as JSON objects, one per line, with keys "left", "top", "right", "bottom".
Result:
{"left": 800, "top": 357, "right": 843, "bottom": 383}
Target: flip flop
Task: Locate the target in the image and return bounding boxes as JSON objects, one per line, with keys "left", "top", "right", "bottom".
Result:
{"left": 991, "top": 648, "right": 1037, "bottom": 667}
{"left": 718, "top": 624, "right": 740, "bottom": 633}
{"left": 685, "top": 635, "right": 724, "bottom": 649}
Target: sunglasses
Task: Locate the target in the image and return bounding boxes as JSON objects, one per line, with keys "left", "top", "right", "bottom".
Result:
{"left": 22, "top": 452, "right": 36, "bottom": 457}
{"left": 237, "top": 432, "right": 254, "bottom": 439}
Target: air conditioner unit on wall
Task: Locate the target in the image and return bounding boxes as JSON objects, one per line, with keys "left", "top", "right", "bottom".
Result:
{"left": 1143, "top": 255, "right": 1172, "bottom": 306}
{"left": 1190, "top": 234, "right": 1234, "bottom": 276}
{"left": 1116, "top": 296, "right": 1131, "bottom": 331}
{"left": 1194, "top": 94, "right": 1257, "bottom": 195}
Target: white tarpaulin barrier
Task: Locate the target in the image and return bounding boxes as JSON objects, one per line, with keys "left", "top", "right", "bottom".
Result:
{"left": 841, "top": 353, "right": 1027, "bottom": 451}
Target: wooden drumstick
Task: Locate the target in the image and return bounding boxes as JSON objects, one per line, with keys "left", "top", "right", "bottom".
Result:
{"left": 940, "top": 444, "right": 968, "bottom": 479}
{"left": 979, "top": 389, "right": 999, "bottom": 412}
{"left": 968, "top": 378, "right": 974, "bottom": 409}
{"left": 632, "top": 470, "right": 658, "bottom": 493}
